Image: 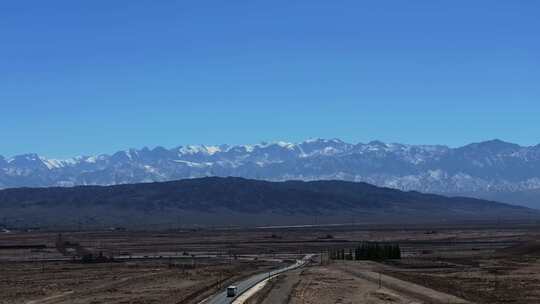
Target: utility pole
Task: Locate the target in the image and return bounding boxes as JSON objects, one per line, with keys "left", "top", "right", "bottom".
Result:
{"left": 41, "top": 252, "right": 45, "bottom": 273}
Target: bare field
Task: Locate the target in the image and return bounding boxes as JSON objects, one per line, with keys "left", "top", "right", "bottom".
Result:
{"left": 0, "top": 258, "right": 281, "bottom": 304}
{"left": 380, "top": 253, "right": 540, "bottom": 303}
{"left": 1, "top": 224, "right": 540, "bottom": 304}
{"left": 250, "top": 266, "right": 421, "bottom": 304}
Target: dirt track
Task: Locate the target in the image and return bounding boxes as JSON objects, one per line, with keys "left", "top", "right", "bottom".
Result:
{"left": 334, "top": 262, "right": 470, "bottom": 303}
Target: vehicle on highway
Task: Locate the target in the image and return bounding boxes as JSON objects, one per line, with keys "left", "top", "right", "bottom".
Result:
{"left": 226, "top": 285, "right": 238, "bottom": 297}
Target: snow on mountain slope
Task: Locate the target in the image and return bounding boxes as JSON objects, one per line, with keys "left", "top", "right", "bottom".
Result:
{"left": 2, "top": 139, "right": 540, "bottom": 202}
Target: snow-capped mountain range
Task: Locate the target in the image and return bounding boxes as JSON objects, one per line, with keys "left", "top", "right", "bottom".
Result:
{"left": 2, "top": 139, "right": 540, "bottom": 206}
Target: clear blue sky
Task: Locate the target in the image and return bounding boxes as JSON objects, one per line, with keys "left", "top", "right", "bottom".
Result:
{"left": 1, "top": 1, "right": 539, "bottom": 158}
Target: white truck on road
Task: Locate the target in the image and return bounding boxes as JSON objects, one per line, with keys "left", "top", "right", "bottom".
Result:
{"left": 226, "top": 285, "right": 237, "bottom": 297}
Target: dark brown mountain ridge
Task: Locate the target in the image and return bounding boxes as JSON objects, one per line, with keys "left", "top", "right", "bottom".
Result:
{"left": 0, "top": 177, "right": 536, "bottom": 229}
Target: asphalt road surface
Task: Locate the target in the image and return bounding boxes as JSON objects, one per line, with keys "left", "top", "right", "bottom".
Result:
{"left": 205, "top": 254, "right": 313, "bottom": 304}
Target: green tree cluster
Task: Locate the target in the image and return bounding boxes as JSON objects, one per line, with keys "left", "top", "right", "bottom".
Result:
{"left": 330, "top": 242, "right": 401, "bottom": 261}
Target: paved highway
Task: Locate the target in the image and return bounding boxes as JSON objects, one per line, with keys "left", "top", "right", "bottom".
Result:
{"left": 205, "top": 254, "right": 313, "bottom": 304}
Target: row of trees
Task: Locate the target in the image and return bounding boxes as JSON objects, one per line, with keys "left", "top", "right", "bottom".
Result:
{"left": 330, "top": 242, "right": 401, "bottom": 261}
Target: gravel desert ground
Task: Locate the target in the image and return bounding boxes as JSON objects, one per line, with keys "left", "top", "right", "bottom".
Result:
{"left": 2, "top": 223, "right": 540, "bottom": 304}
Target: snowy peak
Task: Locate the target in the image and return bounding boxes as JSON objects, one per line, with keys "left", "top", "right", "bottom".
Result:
{"left": 298, "top": 138, "right": 352, "bottom": 157}
{"left": 6, "top": 154, "right": 46, "bottom": 169}
{"left": 177, "top": 145, "right": 223, "bottom": 155}
{"left": 39, "top": 158, "right": 70, "bottom": 170}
